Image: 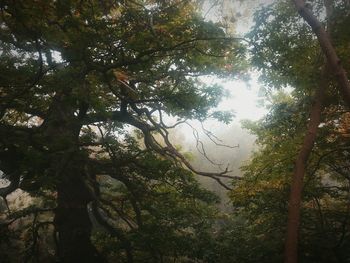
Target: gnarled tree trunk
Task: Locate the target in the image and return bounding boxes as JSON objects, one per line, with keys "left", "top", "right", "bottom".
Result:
{"left": 44, "top": 92, "right": 104, "bottom": 262}
{"left": 54, "top": 165, "right": 102, "bottom": 263}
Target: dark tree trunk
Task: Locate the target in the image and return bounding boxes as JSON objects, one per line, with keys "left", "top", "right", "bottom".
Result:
{"left": 54, "top": 164, "right": 103, "bottom": 263}
{"left": 44, "top": 92, "right": 104, "bottom": 262}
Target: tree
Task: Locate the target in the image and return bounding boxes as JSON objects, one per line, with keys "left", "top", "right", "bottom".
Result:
{"left": 229, "top": 91, "right": 350, "bottom": 262}
{"left": 232, "top": 0, "right": 350, "bottom": 262}
{"left": 286, "top": 0, "right": 350, "bottom": 261}
{"left": 0, "top": 1, "right": 245, "bottom": 262}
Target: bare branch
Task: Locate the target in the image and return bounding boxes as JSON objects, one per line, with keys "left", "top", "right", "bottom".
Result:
{"left": 84, "top": 105, "right": 240, "bottom": 190}
{"left": 200, "top": 122, "right": 239, "bottom": 149}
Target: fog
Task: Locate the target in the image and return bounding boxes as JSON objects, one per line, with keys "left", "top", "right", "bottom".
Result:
{"left": 170, "top": 121, "right": 258, "bottom": 211}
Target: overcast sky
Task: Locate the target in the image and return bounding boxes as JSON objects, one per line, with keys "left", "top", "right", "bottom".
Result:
{"left": 177, "top": 0, "right": 274, "bottom": 146}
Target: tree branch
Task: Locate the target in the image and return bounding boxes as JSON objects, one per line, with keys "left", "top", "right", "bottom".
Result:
{"left": 292, "top": 0, "right": 350, "bottom": 106}
{"left": 85, "top": 107, "right": 239, "bottom": 190}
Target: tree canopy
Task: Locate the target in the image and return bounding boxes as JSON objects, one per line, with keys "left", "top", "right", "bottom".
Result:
{"left": 0, "top": 0, "right": 245, "bottom": 262}
{"left": 1, "top": 0, "right": 350, "bottom": 263}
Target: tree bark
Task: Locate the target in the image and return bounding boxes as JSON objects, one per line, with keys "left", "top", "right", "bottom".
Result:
{"left": 284, "top": 2, "right": 342, "bottom": 262}
{"left": 284, "top": 84, "right": 325, "bottom": 263}
{"left": 44, "top": 92, "right": 104, "bottom": 262}
{"left": 292, "top": 0, "right": 350, "bottom": 107}
{"left": 54, "top": 164, "right": 103, "bottom": 263}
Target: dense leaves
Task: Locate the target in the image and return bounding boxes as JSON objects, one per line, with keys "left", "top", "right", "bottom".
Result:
{"left": 226, "top": 1, "right": 350, "bottom": 262}
{"left": 1, "top": 0, "right": 350, "bottom": 262}
{"left": 0, "top": 0, "right": 246, "bottom": 262}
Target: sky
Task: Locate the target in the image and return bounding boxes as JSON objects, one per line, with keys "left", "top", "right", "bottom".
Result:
{"left": 205, "top": 0, "right": 273, "bottom": 123}
{"left": 175, "top": 74, "right": 268, "bottom": 148}
{"left": 178, "top": 0, "right": 274, "bottom": 133}
{"left": 209, "top": 75, "right": 267, "bottom": 122}
{"left": 176, "top": 0, "right": 273, "bottom": 148}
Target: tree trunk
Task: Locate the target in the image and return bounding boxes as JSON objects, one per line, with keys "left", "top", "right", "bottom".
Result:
{"left": 44, "top": 92, "right": 104, "bottom": 262}
{"left": 54, "top": 163, "right": 103, "bottom": 263}
{"left": 284, "top": 84, "right": 325, "bottom": 263}
{"left": 285, "top": 1, "right": 341, "bottom": 261}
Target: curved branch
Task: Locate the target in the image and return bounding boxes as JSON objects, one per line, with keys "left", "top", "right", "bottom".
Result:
{"left": 85, "top": 106, "right": 240, "bottom": 190}
{"left": 292, "top": 0, "right": 350, "bottom": 106}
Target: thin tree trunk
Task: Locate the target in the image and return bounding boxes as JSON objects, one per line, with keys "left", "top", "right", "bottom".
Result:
{"left": 292, "top": 0, "right": 350, "bottom": 107}
{"left": 284, "top": 84, "right": 325, "bottom": 263}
